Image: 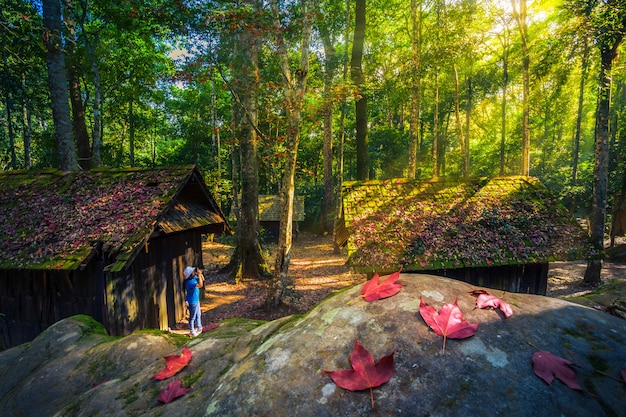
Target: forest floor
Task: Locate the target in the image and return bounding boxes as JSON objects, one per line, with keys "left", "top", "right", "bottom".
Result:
{"left": 174, "top": 232, "right": 626, "bottom": 331}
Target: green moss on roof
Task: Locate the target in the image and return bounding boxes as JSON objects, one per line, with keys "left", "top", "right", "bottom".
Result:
{"left": 339, "top": 176, "right": 594, "bottom": 274}
{"left": 0, "top": 166, "right": 193, "bottom": 270}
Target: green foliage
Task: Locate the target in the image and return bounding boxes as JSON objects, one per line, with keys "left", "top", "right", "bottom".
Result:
{"left": 2, "top": 0, "right": 626, "bottom": 245}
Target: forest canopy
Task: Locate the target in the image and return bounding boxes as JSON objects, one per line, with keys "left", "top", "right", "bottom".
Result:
{"left": 1, "top": 0, "right": 626, "bottom": 230}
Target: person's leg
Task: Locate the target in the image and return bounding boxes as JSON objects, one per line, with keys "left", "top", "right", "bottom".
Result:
{"left": 189, "top": 303, "right": 199, "bottom": 335}
{"left": 193, "top": 303, "right": 202, "bottom": 334}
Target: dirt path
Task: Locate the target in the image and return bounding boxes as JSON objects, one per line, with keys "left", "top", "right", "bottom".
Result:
{"left": 196, "top": 233, "right": 366, "bottom": 325}
{"left": 172, "top": 233, "right": 625, "bottom": 330}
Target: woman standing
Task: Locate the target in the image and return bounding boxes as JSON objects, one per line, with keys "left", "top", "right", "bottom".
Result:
{"left": 183, "top": 266, "right": 204, "bottom": 337}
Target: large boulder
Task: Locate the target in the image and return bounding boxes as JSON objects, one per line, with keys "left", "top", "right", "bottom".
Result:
{"left": 1, "top": 274, "right": 624, "bottom": 417}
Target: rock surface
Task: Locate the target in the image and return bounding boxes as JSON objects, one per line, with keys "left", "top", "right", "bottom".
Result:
{"left": 1, "top": 274, "right": 625, "bottom": 417}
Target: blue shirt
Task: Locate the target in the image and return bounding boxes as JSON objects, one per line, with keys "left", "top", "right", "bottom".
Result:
{"left": 185, "top": 276, "right": 200, "bottom": 305}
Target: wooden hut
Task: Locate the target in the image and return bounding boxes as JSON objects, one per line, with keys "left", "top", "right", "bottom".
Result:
{"left": 230, "top": 194, "right": 305, "bottom": 241}
{"left": 335, "top": 176, "right": 592, "bottom": 295}
{"left": 0, "top": 165, "right": 230, "bottom": 349}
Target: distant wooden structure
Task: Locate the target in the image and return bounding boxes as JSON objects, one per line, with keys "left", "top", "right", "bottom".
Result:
{"left": 0, "top": 166, "right": 230, "bottom": 348}
{"left": 335, "top": 176, "right": 592, "bottom": 295}
{"left": 230, "top": 194, "right": 305, "bottom": 241}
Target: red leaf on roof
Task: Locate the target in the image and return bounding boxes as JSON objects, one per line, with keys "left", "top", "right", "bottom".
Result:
{"left": 157, "top": 380, "right": 190, "bottom": 404}
{"left": 532, "top": 350, "right": 582, "bottom": 391}
{"left": 152, "top": 346, "right": 192, "bottom": 380}
{"left": 419, "top": 297, "right": 479, "bottom": 354}
{"left": 469, "top": 289, "right": 513, "bottom": 318}
{"left": 325, "top": 340, "right": 395, "bottom": 409}
{"left": 361, "top": 270, "right": 403, "bottom": 302}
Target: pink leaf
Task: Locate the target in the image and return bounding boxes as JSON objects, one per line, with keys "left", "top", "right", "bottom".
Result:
{"left": 470, "top": 289, "right": 513, "bottom": 318}
{"left": 361, "top": 270, "right": 403, "bottom": 302}
{"left": 157, "top": 380, "right": 190, "bottom": 404}
{"left": 419, "top": 297, "right": 479, "bottom": 354}
{"left": 532, "top": 350, "right": 582, "bottom": 391}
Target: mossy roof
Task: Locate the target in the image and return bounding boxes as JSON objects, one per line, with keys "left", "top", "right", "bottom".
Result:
{"left": 0, "top": 165, "right": 227, "bottom": 271}
{"left": 336, "top": 176, "right": 594, "bottom": 274}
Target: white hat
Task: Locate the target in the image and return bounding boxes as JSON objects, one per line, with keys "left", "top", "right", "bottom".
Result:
{"left": 183, "top": 266, "right": 195, "bottom": 279}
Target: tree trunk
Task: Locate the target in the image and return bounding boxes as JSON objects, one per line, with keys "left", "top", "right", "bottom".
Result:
{"left": 267, "top": 0, "right": 312, "bottom": 308}
{"left": 433, "top": 69, "right": 439, "bottom": 178}
{"left": 333, "top": 0, "right": 351, "bottom": 254}
{"left": 3, "top": 49, "right": 17, "bottom": 170}
{"left": 464, "top": 75, "right": 472, "bottom": 176}
{"left": 453, "top": 63, "right": 467, "bottom": 178}
{"left": 585, "top": 38, "right": 622, "bottom": 285}
{"left": 21, "top": 77, "right": 32, "bottom": 169}
{"left": 408, "top": 0, "right": 422, "bottom": 179}
{"left": 68, "top": 70, "right": 91, "bottom": 170}
{"left": 223, "top": 0, "right": 268, "bottom": 283}
{"left": 610, "top": 162, "right": 626, "bottom": 247}
{"left": 42, "top": 0, "right": 78, "bottom": 172}
{"left": 63, "top": 0, "right": 91, "bottom": 170}
{"left": 352, "top": 0, "right": 368, "bottom": 181}
{"left": 321, "top": 29, "right": 336, "bottom": 235}
{"left": 129, "top": 100, "right": 135, "bottom": 167}
{"left": 86, "top": 34, "right": 103, "bottom": 167}
{"left": 512, "top": 0, "right": 530, "bottom": 176}
{"left": 497, "top": 22, "right": 511, "bottom": 176}
{"left": 572, "top": 38, "right": 589, "bottom": 185}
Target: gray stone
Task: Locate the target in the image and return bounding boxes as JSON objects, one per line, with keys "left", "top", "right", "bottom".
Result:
{"left": 1, "top": 274, "right": 624, "bottom": 417}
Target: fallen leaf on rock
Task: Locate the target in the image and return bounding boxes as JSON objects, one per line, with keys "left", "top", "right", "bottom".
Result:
{"left": 157, "top": 380, "right": 190, "bottom": 404}
{"left": 325, "top": 339, "right": 395, "bottom": 409}
{"left": 361, "top": 270, "right": 403, "bottom": 302}
{"left": 532, "top": 350, "right": 582, "bottom": 391}
{"left": 419, "top": 297, "right": 479, "bottom": 354}
{"left": 152, "top": 346, "right": 192, "bottom": 380}
{"left": 469, "top": 289, "right": 513, "bottom": 318}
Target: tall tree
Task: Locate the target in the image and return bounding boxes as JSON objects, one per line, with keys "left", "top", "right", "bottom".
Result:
{"left": 352, "top": 0, "right": 369, "bottom": 180}
{"left": 408, "top": 0, "right": 423, "bottom": 179}
{"left": 63, "top": 0, "right": 91, "bottom": 170}
{"left": 42, "top": 0, "right": 78, "bottom": 171}
{"left": 512, "top": 0, "right": 530, "bottom": 176}
{"left": 496, "top": 10, "right": 513, "bottom": 176}
{"left": 581, "top": 0, "right": 626, "bottom": 284}
{"left": 221, "top": 0, "right": 269, "bottom": 282}
{"left": 267, "top": 0, "right": 313, "bottom": 307}
{"left": 318, "top": 1, "right": 340, "bottom": 234}
{"left": 572, "top": 37, "right": 590, "bottom": 185}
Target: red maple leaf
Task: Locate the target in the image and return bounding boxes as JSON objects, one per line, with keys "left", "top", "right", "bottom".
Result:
{"left": 152, "top": 346, "right": 192, "bottom": 380}
{"left": 419, "top": 297, "right": 479, "bottom": 354}
{"left": 361, "top": 270, "right": 403, "bottom": 302}
{"left": 157, "top": 380, "right": 190, "bottom": 404}
{"left": 532, "top": 350, "right": 582, "bottom": 391}
{"left": 325, "top": 339, "right": 395, "bottom": 409}
{"left": 469, "top": 289, "right": 513, "bottom": 318}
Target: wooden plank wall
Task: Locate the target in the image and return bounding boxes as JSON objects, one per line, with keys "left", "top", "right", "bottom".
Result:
{"left": 0, "top": 231, "right": 203, "bottom": 348}
{"left": 419, "top": 263, "right": 548, "bottom": 295}
{"left": 104, "top": 230, "right": 202, "bottom": 337}
{"left": 0, "top": 266, "right": 98, "bottom": 349}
